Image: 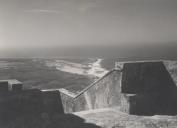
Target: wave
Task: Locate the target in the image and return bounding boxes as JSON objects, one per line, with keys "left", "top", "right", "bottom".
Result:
{"left": 46, "top": 58, "right": 108, "bottom": 78}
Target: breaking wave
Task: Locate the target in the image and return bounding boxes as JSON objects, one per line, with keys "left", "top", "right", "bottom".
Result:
{"left": 46, "top": 58, "right": 108, "bottom": 78}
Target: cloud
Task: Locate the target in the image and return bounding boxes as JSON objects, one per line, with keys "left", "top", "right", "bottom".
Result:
{"left": 25, "top": 9, "right": 61, "bottom": 14}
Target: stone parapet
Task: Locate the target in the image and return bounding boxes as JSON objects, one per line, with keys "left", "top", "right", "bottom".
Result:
{"left": 0, "top": 79, "right": 23, "bottom": 92}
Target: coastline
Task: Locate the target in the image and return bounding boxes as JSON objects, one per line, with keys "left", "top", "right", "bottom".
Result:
{"left": 46, "top": 58, "right": 108, "bottom": 78}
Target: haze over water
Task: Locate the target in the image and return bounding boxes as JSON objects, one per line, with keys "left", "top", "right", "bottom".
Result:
{"left": 0, "top": 0, "right": 177, "bottom": 59}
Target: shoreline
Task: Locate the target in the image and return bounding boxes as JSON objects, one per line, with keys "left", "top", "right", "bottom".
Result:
{"left": 46, "top": 58, "right": 108, "bottom": 78}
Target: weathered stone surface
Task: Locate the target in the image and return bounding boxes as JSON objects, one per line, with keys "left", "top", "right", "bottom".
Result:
{"left": 42, "top": 90, "right": 64, "bottom": 114}
{"left": 60, "top": 70, "right": 122, "bottom": 113}
{"left": 75, "top": 107, "right": 177, "bottom": 128}
{"left": 8, "top": 79, "right": 23, "bottom": 91}
{"left": 0, "top": 79, "right": 23, "bottom": 92}
{"left": 121, "top": 61, "right": 175, "bottom": 93}
{"left": 121, "top": 93, "right": 159, "bottom": 115}
{"left": 81, "top": 70, "right": 122, "bottom": 110}
{"left": 0, "top": 89, "right": 43, "bottom": 121}
{"left": 59, "top": 91, "right": 76, "bottom": 113}
{"left": 0, "top": 81, "right": 8, "bottom": 92}
{"left": 0, "top": 89, "right": 65, "bottom": 121}
{"left": 60, "top": 61, "right": 177, "bottom": 115}
{"left": 120, "top": 94, "right": 135, "bottom": 114}
{"left": 120, "top": 61, "right": 177, "bottom": 115}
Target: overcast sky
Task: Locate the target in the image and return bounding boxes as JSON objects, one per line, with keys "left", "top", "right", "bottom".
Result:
{"left": 0, "top": 0, "right": 177, "bottom": 57}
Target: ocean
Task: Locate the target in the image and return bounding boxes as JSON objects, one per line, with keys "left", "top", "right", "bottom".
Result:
{"left": 0, "top": 57, "right": 112, "bottom": 94}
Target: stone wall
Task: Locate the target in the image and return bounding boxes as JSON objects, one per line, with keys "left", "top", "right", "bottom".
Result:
{"left": 42, "top": 90, "right": 64, "bottom": 114}
{"left": 60, "top": 91, "right": 75, "bottom": 113}
{"left": 79, "top": 70, "right": 122, "bottom": 110}
{"left": 120, "top": 61, "right": 177, "bottom": 115}
{"left": 0, "top": 89, "right": 43, "bottom": 120}
{"left": 121, "top": 93, "right": 159, "bottom": 115}
{"left": 60, "top": 70, "right": 122, "bottom": 113}
{"left": 0, "top": 81, "right": 8, "bottom": 92}
{"left": 73, "top": 95, "right": 88, "bottom": 112}
{"left": 121, "top": 62, "right": 175, "bottom": 93}
{"left": 0, "top": 89, "right": 65, "bottom": 121}
{"left": 120, "top": 91, "right": 177, "bottom": 115}
{"left": 0, "top": 79, "right": 23, "bottom": 92}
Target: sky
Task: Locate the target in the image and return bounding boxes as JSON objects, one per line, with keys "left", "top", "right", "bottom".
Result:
{"left": 0, "top": 0, "right": 177, "bottom": 57}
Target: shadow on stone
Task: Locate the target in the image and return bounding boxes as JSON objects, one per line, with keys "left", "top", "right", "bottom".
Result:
{"left": 0, "top": 88, "right": 100, "bottom": 128}
{"left": 0, "top": 89, "right": 65, "bottom": 122}
{"left": 0, "top": 113, "right": 100, "bottom": 128}
{"left": 42, "top": 90, "right": 64, "bottom": 115}
{"left": 121, "top": 62, "right": 177, "bottom": 116}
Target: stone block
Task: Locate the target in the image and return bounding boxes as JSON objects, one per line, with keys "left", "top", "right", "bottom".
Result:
{"left": 8, "top": 80, "right": 23, "bottom": 91}
{"left": 0, "top": 81, "right": 8, "bottom": 92}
